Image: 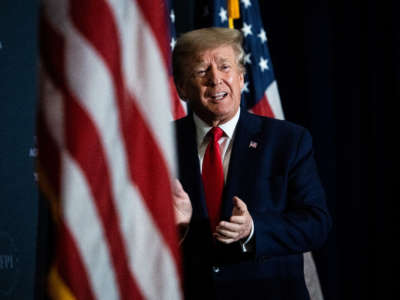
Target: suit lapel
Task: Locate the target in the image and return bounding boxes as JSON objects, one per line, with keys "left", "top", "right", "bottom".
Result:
{"left": 221, "top": 111, "right": 263, "bottom": 220}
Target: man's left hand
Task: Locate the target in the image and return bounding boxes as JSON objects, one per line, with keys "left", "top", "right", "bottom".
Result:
{"left": 214, "top": 196, "right": 253, "bottom": 244}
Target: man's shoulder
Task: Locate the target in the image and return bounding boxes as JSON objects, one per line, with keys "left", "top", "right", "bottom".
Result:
{"left": 243, "top": 112, "right": 307, "bottom": 136}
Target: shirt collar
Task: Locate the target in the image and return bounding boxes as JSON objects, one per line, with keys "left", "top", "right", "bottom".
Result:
{"left": 193, "top": 108, "right": 241, "bottom": 145}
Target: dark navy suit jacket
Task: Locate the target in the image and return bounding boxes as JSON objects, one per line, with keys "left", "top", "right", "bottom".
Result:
{"left": 175, "top": 111, "right": 331, "bottom": 300}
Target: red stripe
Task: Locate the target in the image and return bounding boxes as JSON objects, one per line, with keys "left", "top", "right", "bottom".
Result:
{"left": 69, "top": 0, "right": 181, "bottom": 268}
{"left": 250, "top": 94, "right": 275, "bottom": 118}
{"left": 170, "top": 76, "right": 186, "bottom": 120}
{"left": 57, "top": 222, "right": 96, "bottom": 300}
{"left": 40, "top": 12, "right": 144, "bottom": 300}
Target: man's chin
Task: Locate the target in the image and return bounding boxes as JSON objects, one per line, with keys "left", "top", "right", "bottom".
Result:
{"left": 210, "top": 110, "right": 236, "bottom": 124}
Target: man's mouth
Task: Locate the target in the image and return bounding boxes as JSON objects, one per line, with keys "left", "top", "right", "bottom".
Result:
{"left": 209, "top": 92, "right": 228, "bottom": 101}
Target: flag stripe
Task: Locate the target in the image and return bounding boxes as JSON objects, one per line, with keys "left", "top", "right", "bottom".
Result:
{"left": 62, "top": 153, "right": 121, "bottom": 300}
{"left": 121, "top": 91, "right": 181, "bottom": 262}
{"left": 170, "top": 77, "right": 187, "bottom": 119}
{"left": 56, "top": 222, "right": 96, "bottom": 300}
{"left": 134, "top": 0, "right": 171, "bottom": 68}
{"left": 249, "top": 93, "right": 274, "bottom": 117}
{"left": 265, "top": 81, "right": 284, "bottom": 120}
{"left": 41, "top": 7, "right": 144, "bottom": 299}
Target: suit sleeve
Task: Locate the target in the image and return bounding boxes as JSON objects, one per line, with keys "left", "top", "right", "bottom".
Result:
{"left": 252, "top": 128, "right": 332, "bottom": 258}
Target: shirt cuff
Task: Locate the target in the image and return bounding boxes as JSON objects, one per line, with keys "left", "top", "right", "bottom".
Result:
{"left": 240, "top": 219, "right": 254, "bottom": 253}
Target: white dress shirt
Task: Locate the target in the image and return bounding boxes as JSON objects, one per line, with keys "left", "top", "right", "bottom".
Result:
{"left": 193, "top": 110, "right": 240, "bottom": 180}
{"left": 192, "top": 109, "right": 254, "bottom": 252}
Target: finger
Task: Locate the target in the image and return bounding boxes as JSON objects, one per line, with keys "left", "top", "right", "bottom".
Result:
{"left": 213, "top": 233, "right": 235, "bottom": 244}
{"left": 215, "top": 228, "right": 239, "bottom": 239}
{"left": 217, "top": 221, "right": 241, "bottom": 232}
{"left": 230, "top": 215, "right": 247, "bottom": 225}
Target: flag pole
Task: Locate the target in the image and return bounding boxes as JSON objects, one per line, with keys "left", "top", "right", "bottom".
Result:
{"left": 227, "top": 0, "right": 240, "bottom": 28}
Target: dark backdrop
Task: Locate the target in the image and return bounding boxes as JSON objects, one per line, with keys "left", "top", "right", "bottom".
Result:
{"left": 256, "top": 1, "right": 397, "bottom": 299}
{"left": 0, "top": 1, "right": 38, "bottom": 300}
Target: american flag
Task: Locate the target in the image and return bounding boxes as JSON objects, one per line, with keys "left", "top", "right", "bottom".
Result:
{"left": 212, "top": 0, "right": 284, "bottom": 119}
{"left": 38, "top": 0, "right": 182, "bottom": 299}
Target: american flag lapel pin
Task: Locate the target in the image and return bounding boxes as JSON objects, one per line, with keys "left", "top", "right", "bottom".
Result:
{"left": 249, "top": 141, "right": 258, "bottom": 149}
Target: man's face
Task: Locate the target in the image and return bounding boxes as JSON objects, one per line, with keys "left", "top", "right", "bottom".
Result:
{"left": 178, "top": 45, "right": 244, "bottom": 126}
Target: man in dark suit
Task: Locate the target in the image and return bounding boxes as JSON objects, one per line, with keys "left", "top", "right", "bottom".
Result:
{"left": 172, "top": 27, "right": 331, "bottom": 300}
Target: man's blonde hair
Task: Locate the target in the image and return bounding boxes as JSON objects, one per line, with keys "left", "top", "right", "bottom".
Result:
{"left": 172, "top": 27, "right": 245, "bottom": 86}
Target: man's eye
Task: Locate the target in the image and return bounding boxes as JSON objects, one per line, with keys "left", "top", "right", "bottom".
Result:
{"left": 196, "top": 70, "right": 206, "bottom": 76}
{"left": 221, "top": 65, "right": 231, "bottom": 71}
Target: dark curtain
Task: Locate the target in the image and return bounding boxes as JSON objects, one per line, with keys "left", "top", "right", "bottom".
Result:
{"left": 175, "top": 0, "right": 398, "bottom": 299}
{"left": 259, "top": 1, "right": 396, "bottom": 299}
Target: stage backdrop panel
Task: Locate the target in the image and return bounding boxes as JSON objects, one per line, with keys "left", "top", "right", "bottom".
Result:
{"left": 0, "top": 1, "right": 39, "bottom": 299}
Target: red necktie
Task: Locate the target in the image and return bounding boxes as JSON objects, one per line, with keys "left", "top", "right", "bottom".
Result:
{"left": 202, "top": 127, "right": 224, "bottom": 232}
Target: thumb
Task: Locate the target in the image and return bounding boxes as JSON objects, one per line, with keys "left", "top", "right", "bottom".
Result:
{"left": 173, "top": 179, "right": 184, "bottom": 195}
{"left": 232, "top": 196, "right": 247, "bottom": 215}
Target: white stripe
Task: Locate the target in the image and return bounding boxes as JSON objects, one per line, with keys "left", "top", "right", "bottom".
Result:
{"left": 40, "top": 64, "right": 120, "bottom": 300}
{"left": 45, "top": 1, "right": 182, "bottom": 299}
{"left": 265, "top": 81, "right": 285, "bottom": 120}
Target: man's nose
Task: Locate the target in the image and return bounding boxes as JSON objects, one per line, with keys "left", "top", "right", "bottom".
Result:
{"left": 206, "top": 68, "right": 222, "bottom": 86}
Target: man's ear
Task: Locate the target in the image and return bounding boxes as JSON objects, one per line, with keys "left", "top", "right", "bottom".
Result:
{"left": 239, "top": 71, "right": 244, "bottom": 92}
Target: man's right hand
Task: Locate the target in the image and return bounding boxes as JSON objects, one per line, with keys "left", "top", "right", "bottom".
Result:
{"left": 173, "top": 179, "right": 192, "bottom": 226}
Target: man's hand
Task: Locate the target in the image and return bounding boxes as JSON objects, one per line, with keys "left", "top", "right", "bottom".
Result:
{"left": 214, "top": 196, "right": 253, "bottom": 244}
{"left": 173, "top": 179, "right": 192, "bottom": 226}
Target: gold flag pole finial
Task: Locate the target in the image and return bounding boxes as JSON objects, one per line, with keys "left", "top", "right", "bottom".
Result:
{"left": 228, "top": 0, "right": 240, "bottom": 29}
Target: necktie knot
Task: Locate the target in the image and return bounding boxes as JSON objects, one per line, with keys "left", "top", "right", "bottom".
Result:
{"left": 210, "top": 127, "right": 224, "bottom": 142}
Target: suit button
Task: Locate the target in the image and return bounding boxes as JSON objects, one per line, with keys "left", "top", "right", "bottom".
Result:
{"left": 212, "top": 266, "right": 220, "bottom": 273}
